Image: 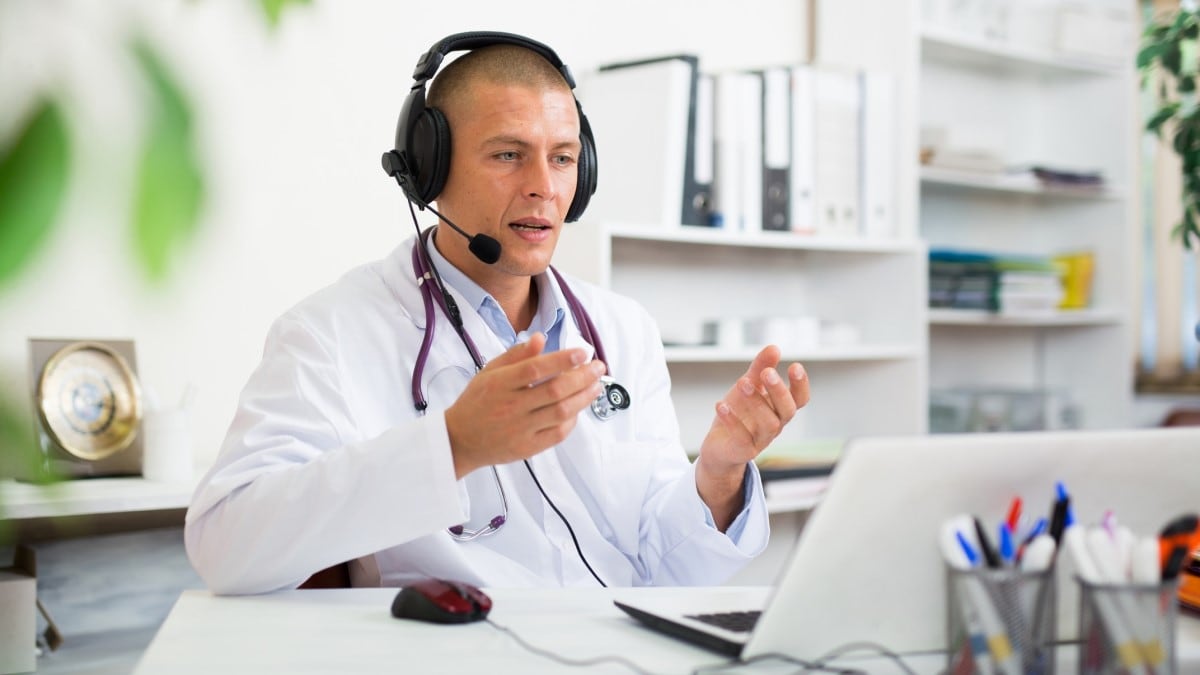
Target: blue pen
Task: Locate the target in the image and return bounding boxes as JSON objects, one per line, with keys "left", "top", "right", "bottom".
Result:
{"left": 1055, "top": 480, "right": 1076, "bottom": 528}
{"left": 998, "top": 523, "right": 1015, "bottom": 566}
{"left": 1016, "top": 517, "right": 1047, "bottom": 561}
{"left": 957, "top": 530, "right": 981, "bottom": 567}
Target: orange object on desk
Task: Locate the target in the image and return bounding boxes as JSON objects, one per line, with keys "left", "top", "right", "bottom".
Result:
{"left": 1182, "top": 553, "right": 1200, "bottom": 612}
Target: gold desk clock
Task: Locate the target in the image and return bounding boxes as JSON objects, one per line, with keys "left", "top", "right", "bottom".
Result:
{"left": 28, "top": 339, "right": 144, "bottom": 479}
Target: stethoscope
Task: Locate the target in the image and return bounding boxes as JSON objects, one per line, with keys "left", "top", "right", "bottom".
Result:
{"left": 410, "top": 226, "right": 630, "bottom": 542}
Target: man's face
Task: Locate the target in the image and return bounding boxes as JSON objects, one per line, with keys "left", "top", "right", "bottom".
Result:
{"left": 434, "top": 81, "right": 581, "bottom": 286}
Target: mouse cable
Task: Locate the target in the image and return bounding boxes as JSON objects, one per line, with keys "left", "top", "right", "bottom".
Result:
{"left": 486, "top": 622, "right": 872, "bottom": 675}
{"left": 691, "top": 652, "right": 864, "bottom": 674}
{"left": 522, "top": 459, "right": 608, "bottom": 587}
{"left": 485, "top": 618, "right": 666, "bottom": 674}
{"left": 810, "top": 641, "right": 920, "bottom": 675}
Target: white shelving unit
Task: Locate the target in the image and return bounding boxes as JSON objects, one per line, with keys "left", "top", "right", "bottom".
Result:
{"left": 0, "top": 477, "right": 196, "bottom": 520}
{"left": 917, "top": 14, "right": 1137, "bottom": 431}
{"left": 555, "top": 221, "right": 929, "bottom": 451}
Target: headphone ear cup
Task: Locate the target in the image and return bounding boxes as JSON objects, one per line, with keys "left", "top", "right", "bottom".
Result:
{"left": 566, "top": 112, "right": 597, "bottom": 223}
{"left": 409, "top": 107, "right": 453, "bottom": 204}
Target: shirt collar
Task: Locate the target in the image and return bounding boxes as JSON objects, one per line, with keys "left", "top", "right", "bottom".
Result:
{"left": 425, "top": 229, "right": 567, "bottom": 347}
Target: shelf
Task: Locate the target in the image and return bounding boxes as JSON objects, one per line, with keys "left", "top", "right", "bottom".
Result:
{"left": 920, "top": 166, "right": 1123, "bottom": 200}
{"left": 663, "top": 343, "right": 921, "bottom": 363}
{"left": 928, "top": 307, "right": 1124, "bottom": 327}
{"left": 600, "top": 223, "right": 919, "bottom": 254}
{"left": 920, "top": 27, "right": 1127, "bottom": 76}
{"left": 0, "top": 476, "right": 197, "bottom": 520}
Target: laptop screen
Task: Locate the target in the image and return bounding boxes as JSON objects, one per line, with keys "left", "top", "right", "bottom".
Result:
{"left": 743, "top": 427, "right": 1200, "bottom": 658}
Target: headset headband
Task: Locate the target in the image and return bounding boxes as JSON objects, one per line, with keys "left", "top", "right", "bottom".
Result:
{"left": 411, "top": 31, "right": 577, "bottom": 89}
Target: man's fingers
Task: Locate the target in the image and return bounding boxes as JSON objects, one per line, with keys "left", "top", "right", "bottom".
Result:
{"left": 743, "top": 344, "right": 782, "bottom": 381}
{"left": 788, "top": 363, "right": 810, "bottom": 408}
{"left": 483, "top": 332, "right": 548, "bottom": 370}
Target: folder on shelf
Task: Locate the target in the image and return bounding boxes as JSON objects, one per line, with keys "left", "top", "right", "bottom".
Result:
{"left": 859, "top": 71, "right": 896, "bottom": 239}
{"left": 711, "top": 70, "right": 763, "bottom": 232}
{"left": 813, "top": 67, "right": 861, "bottom": 237}
{"left": 789, "top": 64, "right": 817, "bottom": 235}
{"left": 577, "top": 55, "right": 709, "bottom": 229}
{"left": 761, "top": 67, "right": 792, "bottom": 232}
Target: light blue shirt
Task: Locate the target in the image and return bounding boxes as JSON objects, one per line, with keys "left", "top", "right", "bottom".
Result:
{"left": 426, "top": 236, "right": 755, "bottom": 542}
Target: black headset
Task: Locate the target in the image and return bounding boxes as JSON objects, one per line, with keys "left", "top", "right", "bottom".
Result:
{"left": 381, "top": 31, "right": 597, "bottom": 223}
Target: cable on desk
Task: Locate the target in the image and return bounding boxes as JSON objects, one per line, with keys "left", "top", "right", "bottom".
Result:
{"left": 812, "top": 641, "right": 920, "bottom": 675}
{"left": 691, "top": 651, "right": 863, "bottom": 674}
{"left": 485, "top": 618, "right": 667, "bottom": 674}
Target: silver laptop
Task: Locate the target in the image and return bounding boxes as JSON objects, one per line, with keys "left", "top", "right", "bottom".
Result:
{"left": 614, "top": 427, "right": 1200, "bottom": 659}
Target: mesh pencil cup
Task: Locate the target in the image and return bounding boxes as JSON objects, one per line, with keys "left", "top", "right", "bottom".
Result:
{"left": 1076, "top": 576, "right": 1178, "bottom": 675}
{"left": 946, "top": 565, "right": 1057, "bottom": 675}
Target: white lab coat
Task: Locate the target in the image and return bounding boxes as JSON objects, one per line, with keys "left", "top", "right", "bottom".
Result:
{"left": 185, "top": 234, "right": 769, "bottom": 595}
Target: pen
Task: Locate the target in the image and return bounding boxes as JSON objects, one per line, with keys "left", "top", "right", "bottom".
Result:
{"left": 1065, "top": 525, "right": 1146, "bottom": 674}
{"left": 998, "top": 523, "right": 1015, "bottom": 567}
{"left": 1049, "top": 494, "right": 1070, "bottom": 546}
{"left": 1131, "top": 536, "right": 1168, "bottom": 672}
{"left": 1016, "top": 517, "right": 1048, "bottom": 562}
{"left": 974, "top": 516, "right": 1002, "bottom": 569}
{"left": 1005, "top": 497, "right": 1023, "bottom": 534}
{"left": 942, "top": 517, "right": 1008, "bottom": 675}
{"left": 1056, "top": 481, "right": 1076, "bottom": 529}
{"left": 1087, "top": 527, "right": 1160, "bottom": 674}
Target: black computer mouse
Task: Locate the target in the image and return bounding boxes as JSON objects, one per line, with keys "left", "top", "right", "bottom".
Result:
{"left": 390, "top": 578, "right": 492, "bottom": 624}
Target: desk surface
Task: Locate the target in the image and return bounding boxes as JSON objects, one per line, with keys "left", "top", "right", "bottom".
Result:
{"left": 133, "top": 587, "right": 1200, "bottom": 675}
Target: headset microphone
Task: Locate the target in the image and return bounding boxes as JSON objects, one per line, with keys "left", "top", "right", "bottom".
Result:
{"left": 428, "top": 205, "right": 502, "bottom": 265}
{"left": 382, "top": 150, "right": 502, "bottom": 265}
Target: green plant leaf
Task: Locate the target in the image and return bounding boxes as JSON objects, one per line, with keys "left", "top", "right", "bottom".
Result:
{"left": 0, "top": 99, "right": 69, "bottom": 287}
{"left": 258, "top": 0, "right": 312, "bottom": 29}
{"left": 131, "top": 39, "right": 205, "bottom": 282}
{"left": 1146, "top": 102, "right": 1180, "bottom": 136}
{"left": 1138, "top": 43, "right": 1165, "bottom": 70}
{"left": 1164, "top": 42, "right": 1182, "bottom": 76}
{"left": 0, "top": 386, "right": 53, "bottom": 486}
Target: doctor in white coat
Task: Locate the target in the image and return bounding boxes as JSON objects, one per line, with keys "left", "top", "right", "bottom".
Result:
{"left": 185, "top": 32, "right": 810, "bottom": 595}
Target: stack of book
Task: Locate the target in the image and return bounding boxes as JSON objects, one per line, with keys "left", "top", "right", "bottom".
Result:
{"left": 929, "top": 249, "right": 1065, "bottom": 313}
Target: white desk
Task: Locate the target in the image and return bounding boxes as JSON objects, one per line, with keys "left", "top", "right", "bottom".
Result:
{"left": 132, "top": 587, "right": 1200, "bottom": 675}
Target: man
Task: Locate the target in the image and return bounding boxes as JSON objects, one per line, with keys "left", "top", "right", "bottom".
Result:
{"left": 185, "top": 33, "right": 809, "bottom": 595}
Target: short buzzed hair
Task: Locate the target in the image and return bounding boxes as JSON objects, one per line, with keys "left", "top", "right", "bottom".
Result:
{"left": 427, "top": 44, "right": 573, "bottom": 117}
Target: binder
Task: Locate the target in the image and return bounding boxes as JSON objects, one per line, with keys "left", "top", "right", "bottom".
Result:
{"left": 740, "top": 72, "right": 763, "bottom": 233}
{"left": 761, "top": 67, "right": 791, "bottom": 232}
{"left": 789, "top": 65, "right": 816, "bottom": 235}
{"left": 576, "top": 55, "right": 709, "bottom": 228}
{"left": 860, "top": 71, "right": 896, "bottom": 239}
{"left": 813, "top": 68, "right": 861, "bottom": 237}
{"left": 712, "top": 71, "right": 744, "bottom": 231}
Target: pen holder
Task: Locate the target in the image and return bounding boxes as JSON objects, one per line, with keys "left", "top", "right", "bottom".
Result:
{"left": 1076, "top": 576, "right": 1178, "bottom": 675}
{"left": 946, "top": 565, "right": 1057, "bottom": 675}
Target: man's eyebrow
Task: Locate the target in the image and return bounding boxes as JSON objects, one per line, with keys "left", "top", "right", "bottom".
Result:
{"left": 480, "top": 135, "right": 581, "bottom": 150}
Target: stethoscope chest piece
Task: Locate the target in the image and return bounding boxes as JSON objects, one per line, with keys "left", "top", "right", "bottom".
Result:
{"left": 591, "top": 376, "right": 631, "bottom": 421}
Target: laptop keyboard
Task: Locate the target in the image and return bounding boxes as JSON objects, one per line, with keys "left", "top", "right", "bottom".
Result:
{"left": 685, "top": 610, "right": 762, "bottom": 633}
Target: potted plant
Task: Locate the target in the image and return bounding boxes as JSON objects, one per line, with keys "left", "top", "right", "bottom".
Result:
{"left": 1140, "top": 5, "right": 1200, "bottom": 249}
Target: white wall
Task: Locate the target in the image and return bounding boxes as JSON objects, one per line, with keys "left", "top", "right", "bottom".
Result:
{"left": 0, "top": 0, "right": 812, "bottom": 466}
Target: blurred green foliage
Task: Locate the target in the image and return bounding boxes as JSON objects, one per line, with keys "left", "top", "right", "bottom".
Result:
{"left": 131, "top": 39, "right": 206, "bottom": 283}
{"left": 0, "top": 100, "right": 69, "bottom": 288}
{"left": 0, "top": 1, "right": 313, "bottom": 515}
{"left": 258, "top": 0, "right": 312, "bottom": 28}
{"left": 1140, "top": 7, "right": 1200, "bottom": 248}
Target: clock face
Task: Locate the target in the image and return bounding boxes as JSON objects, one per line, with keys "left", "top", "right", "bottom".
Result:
{"left": 37, "top": 342, "right": 142, "bottom": 461}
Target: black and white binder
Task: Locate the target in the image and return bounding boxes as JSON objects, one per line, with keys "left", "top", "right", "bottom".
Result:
{"left": 577, "top": 55, "right": 711, "bottom": 228}
{"left": 760, "top": 67, "right": 791, "bottom": 232}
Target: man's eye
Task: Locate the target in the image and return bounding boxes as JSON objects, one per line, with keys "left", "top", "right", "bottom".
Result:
{"left": 553, "top": 155, "right": 574, "bottom": 166}
{"left": 497, "top": 151, "right": 519, "bottom": 161}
